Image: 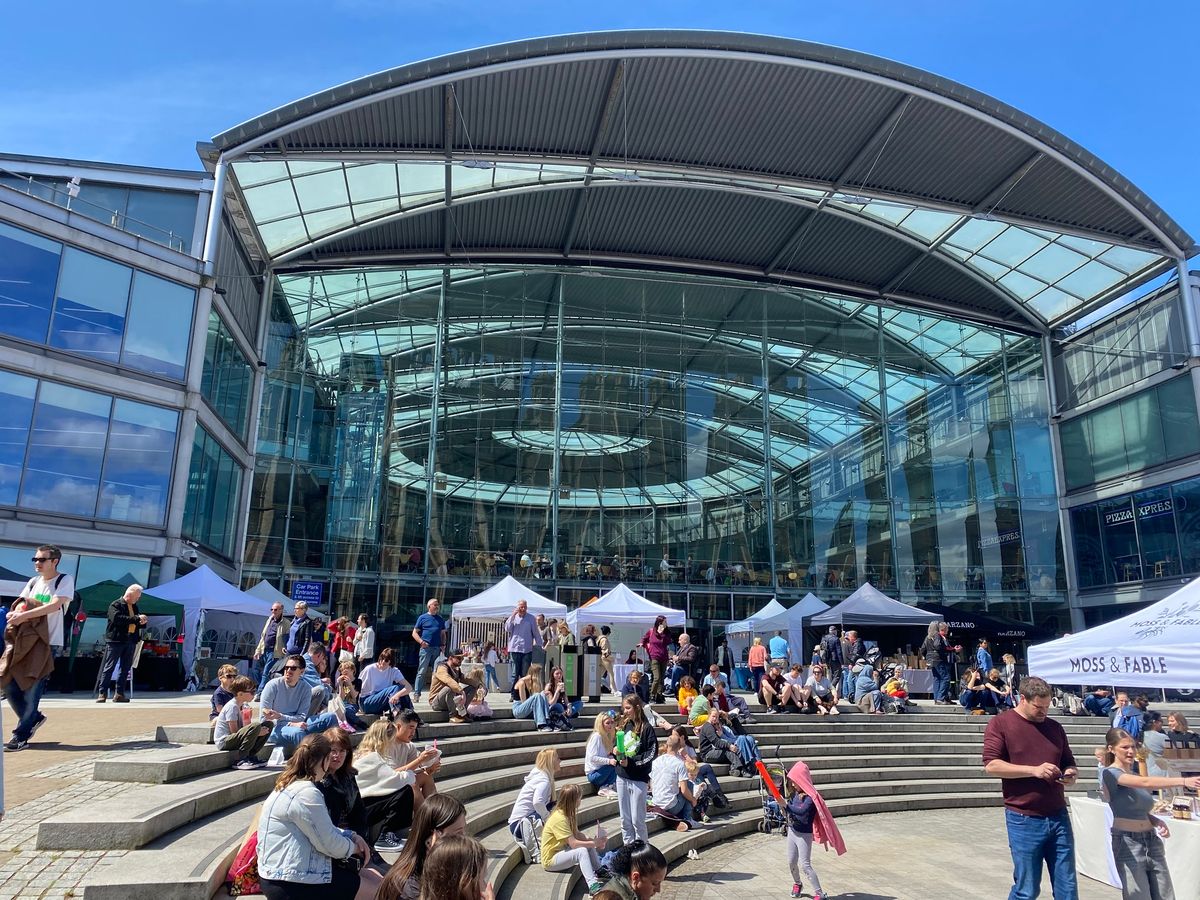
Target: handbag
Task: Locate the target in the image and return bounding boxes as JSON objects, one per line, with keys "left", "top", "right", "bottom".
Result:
{"left": 338, "top": 649, "right": 354, "bottom": 665}
{"left": 226, "top": 831, "right": 261, "bottom": 896}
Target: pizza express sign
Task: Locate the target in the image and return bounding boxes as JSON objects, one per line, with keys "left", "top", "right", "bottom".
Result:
{"left": 1103, "top": 498, "right": 1173, "bottom": 527}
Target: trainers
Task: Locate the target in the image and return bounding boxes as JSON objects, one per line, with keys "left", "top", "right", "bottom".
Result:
{"left": 234, "top": 758, "right": 258, "bottom": 770}
{"left": 449, "top": 715, "right": 467, "bottom": 724}
{"left": 29, "top": 714, "right": 47, "bottom": 739}
{"left": 701, "top": 813, "right": 711, "bottom": 824}
{"left": 588, "top": 882, "right": 604, "bottom": 897}
{"left": 113, "top": 694, "right": 130, "bottom": 703}
{"left": 791, "top": 884, "right": 802, "bottom": 898}
{"left": 338, "top": 721, "right": 356, "bottom": 732}
{"left": 4, "top": 738, "right": 27, "bottom": 752}
{"left": 375, "top": 832, "right": 405, "bottom": 852}
{"left": 96, "top": 694, "right": 106, "bottom": 703}
{"left": 597, "top": 787, "right": 617, "bottom": 798}
{"left": 517, "top": 817, "right": 539, "bottom": 865}
{"left": 763, "top": 707, "right": 778, "bottom": 715}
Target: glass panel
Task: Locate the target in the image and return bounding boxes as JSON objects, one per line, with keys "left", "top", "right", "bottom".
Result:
{"left": 75, "top": 183, "right": 129, "bottom": 228}
{"left": 0, "top": 222, "right": 62, "bottom": 344}
{"left": 20, "top": 381, "right": 111, "bottom": 516}
{"left": 1172, "top": 477, "right": 1200, "bottom": 575}
{"left": 124, "top": 189, "right": 197, "bottom": 251}
{"left": 98, "top": 400, "right": 178, "bottom": 525}
{"left": 50, "top": 247, "right": 131, "bottom": 363}
{"left": 1070, "top": 506, "right": 1105, "bottom": 589}
{"left": 201, "top": 310, "right": 253, "bottom": 437}
{"left": 183, "top": 428, "right": 244, "bottom": 557}
{"left": 1098, "top": 497, "right": 1140, "bottom": 583}
{"left": 0, "top": 370, "right": 37, "bottom": 505}
{"left": 122, "top": 271, "right": 194, "bottom": 380}
{"left": 1087, "top": 404, "right": 1128, "bottom": 484}
{"left": 1134, "top": 487, "right": 1179, "bottom": 579}
{"left": 1158, "top": 376, "right": 1200, "bottom": 461}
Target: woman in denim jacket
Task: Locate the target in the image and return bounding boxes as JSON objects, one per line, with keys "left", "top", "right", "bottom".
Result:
{"left": 257, "top": 733, "right": 370, "bottom": 899}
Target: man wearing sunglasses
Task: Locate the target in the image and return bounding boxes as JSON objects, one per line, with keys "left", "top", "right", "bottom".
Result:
{"left": 4, "top": 546, "right": 74, "bottom": 751}
{"left": 259, "top": 654, "right": 339, "bottom": 754}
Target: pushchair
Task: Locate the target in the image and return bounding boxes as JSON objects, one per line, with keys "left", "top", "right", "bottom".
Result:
{"left": 754, "top": 746, "right": 790, "bottom": 834}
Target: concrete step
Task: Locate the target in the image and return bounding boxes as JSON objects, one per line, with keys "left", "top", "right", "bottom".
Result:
{"left": 79, "top": 802, "right": 256, "bottom": 900}
{"left": 37, "top": 769, "right": 275, "bottom": 851}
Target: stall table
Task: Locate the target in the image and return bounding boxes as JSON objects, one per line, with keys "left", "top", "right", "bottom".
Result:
{"left": 1069, "top": 795, "right": 1200, "bottom": 889}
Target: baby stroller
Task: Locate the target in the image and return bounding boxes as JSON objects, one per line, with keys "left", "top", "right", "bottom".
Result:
{"left": 880, "top": 663, "right": 915, "bottom": 714}
{"left": 754, "top": 746, "right": 790, "bottom": 834}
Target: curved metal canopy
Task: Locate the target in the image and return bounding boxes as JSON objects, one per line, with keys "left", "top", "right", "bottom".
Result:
{"left": 210, "top": 30, "right": 1194, "bottom": 332}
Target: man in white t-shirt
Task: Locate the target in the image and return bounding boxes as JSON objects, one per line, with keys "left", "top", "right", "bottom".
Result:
{"left": 649, "top": 731, "right": 697, "bottom": 831}
{"left": 6, "top": 545, "right": 74, "bottom": 751}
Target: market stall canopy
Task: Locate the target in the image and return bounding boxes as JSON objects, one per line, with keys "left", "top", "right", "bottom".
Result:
{"left": 727, "top": 592, "right": 828, "bottom": 664}
{"left": 568, "top": 583, "right": 686, "bottom": 629}
{"left": 144, "top": 566, "right": 276, "bottom": 672}
{"left": 1027, "top": 580, "right": 1200, "bottom": 689}
{"left": 811, "top": 583, "right": 939, "bottom": 627}
{"left": 450, "top": 576, "right": 566, "bottom": 620}
{"left": 917, "top": 603, "right": 1050, "bottom": 641}
{"left": 726, "top": 597, "right": 788, "bottom": 635}
{"left": 78, "top": 580, "right": 184, "bottom": 622}
{"left": 0, "top": 563, "right": 27, "bottom": 599}
{"left": 247, "top": 580, "right": 292, "bottom": 606}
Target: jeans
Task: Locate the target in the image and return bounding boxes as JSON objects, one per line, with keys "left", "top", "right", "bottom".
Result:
{"left": 1083, "top": 695, "right": 1114, "bottom": 718}
{"left": 1003, "top": 808, "right": 1077, "bottom": 900}
{"left": 587, "top": 765, "right": 617, "bottom": 790}
{"left": 666, "top": 664, "right": 687, "bottom": 691}
{"left": 261, "top": 868, "right": 359, "bottom": 900}
{"left": 1112, "top": 828, "right": 1174, "bottom": 900}
{"left": 7, "top": 675, "right": 49, "bottom": 741}
{"left": 484, "top": 664, "right": 500, "bottom": 692}
{"left": 254, "top": 655, "right": 280, "bottom": 696}
{"left": 509, "top": 651, "right": 531, "bottom": 693}
{"left": 841, "top": 667, "right": 854, "bottom": 701}
{"left": 545, "top": 845, "right": 601, "bottom": 885}
{"left": 931, "top": 661, "right": 951, "bottom": 702}
{"left": 616, "top": 776, "right": 649, "bottom": 844}
{"left": 662, "top": 793, "right": 697, "bottom": 828}
{"left": 359, "top": 684, "right": 403, "bottom": 715}
{"left": 960, "top": 689, "right": 987, "bottom": 710}
{"left": 413, "top": 645, "right": 440, "bottom": 696}
{"left": 513, "top": 693, "right": 550, "bottom": 727}
{"left": 691, "top": 763, "right": 722, "bottom": 815}
{"left": 750, "top": 666, "right": 766, "bottom": 695}
{"left": 271, "top": 712, "right": 340, "bottom": 753}
{"left": 649, "top": 658, "right": 666, "bottom": 702}
{"left": 97, "top": 639, "right": 137, "bottom": 697}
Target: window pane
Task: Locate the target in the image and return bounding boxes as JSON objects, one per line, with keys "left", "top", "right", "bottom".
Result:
{"left": 1172, "top": 477, "right": 1200, "bottom": 575}
{"left": 1134, "top": 487, "right": 1179, "bottom": 579}
{"left": 1158, "top": 377, "right": 1200, "bottom": 461}
{"left": 20, "top": 382, "right": 111, "bottom": 515}
{"left": 1088, "top": 405, "right": 1128, "bottom": 483}
{"left": 1098, "top": 497, "right": 1140, "bottom": 583}
{"left": 183, "top": 428, "right": 243, "bottom": 556}
{"left": 1070, "top": 506, "right": 1105, "bottom": 589}
{"left": 0, "top": 371, "right": 37, "bottom": 505}
{"left": 0, "top": 222, "right": 62, "bottom": 344}
{"left": 201, "top": 310, "right": 252, "bottom": 436}
{"left": 1119, "top": 391, "right": 1164, "bottom": 471}
{"left": 75, "top": 183, "right": 129, "bottom": 228}
{"left": 50, "top": 248, "right": 131, "bottom": 363}
{"left": 124, "top": 189, "right": 197, "bottom": 251}
{"left": 122, "top": 271, "right": 194, "bottom": 380}
{"left": 1058, "top": 418, "right": 1092, "bottom": 490}
{"left": 98, "top": 399, "right": 178, "bottom": 525}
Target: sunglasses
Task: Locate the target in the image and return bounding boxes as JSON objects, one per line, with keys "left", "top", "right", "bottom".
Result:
{"left": 282, "top": 665, "right": 302, "bottom": 671}
{"left": 31, "top": 557, "right": 54, "bottom": 563}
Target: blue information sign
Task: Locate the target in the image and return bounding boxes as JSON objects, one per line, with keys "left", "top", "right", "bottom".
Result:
{"left": 290, "top": 581, "right": 325, "bottom": 607}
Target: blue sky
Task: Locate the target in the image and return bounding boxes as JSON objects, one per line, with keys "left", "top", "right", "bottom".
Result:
{"left": 3, "top": 2, "right": 1197, "bottom": 241}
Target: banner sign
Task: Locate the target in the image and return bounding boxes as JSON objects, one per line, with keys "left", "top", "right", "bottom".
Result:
{"left": 290, "top": 581, "right": 325, "bottom": 607}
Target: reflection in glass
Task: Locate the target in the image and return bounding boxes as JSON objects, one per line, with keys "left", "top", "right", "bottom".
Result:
{"left": 0, "top": 223, "right": 61, "bottom": 345}
{"left": 98, "top": 400, "right": 179, "bottom": 525}
{"left": 122, "top": 272, "right": 194, "bottom": 380}
{"left": 0, "top": 371, "right": 36, "bottom": 506}
{"left": 202, "top": 310, "right": 253, "bottom": 438}
{"left": 21, "top": 382, "right": 112, "bottom": 515}
{"left": 50, "top": 247, "right": 131, "bottom": 362}
{"left": 182, "top": 427, "right": 244, "bottom": 557}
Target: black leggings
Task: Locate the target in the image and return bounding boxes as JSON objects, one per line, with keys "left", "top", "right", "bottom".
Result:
{"left": 261, "top": 867, "right": 359, "bottom": 900}
{"left": 364, "top": 788, "right": 415, "bottom": 843}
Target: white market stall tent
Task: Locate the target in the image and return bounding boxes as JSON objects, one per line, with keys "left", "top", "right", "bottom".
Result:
{"left": 144, "top": 565, "right": 276, "bottom": 675}
{"left": 450, "top": 576, "right": 566, "bottom": 647}
{"left": 247, "top": 579, "right": 292, "bottom": 607}
{"left": 1027, "top": 579, "right": 1200, "bottom": 689}
{"left": 810, "top": 583, "right": 940, "bottom": 628}
{"left": 568, "top": 582, "right": 686, "bottom": 630}
{"left": 726, "top": 592, "right": 829, "bottom": 664}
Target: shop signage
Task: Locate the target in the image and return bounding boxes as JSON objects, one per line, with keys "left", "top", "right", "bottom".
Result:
{"left": 978, "top": 529, "right": 1021, "bottom": 549}
{"left": 290, "top": 580, "right": 324, "bottom": 606}
{"left": 1103, "top": 497, "right": 1173, "bottom": 528}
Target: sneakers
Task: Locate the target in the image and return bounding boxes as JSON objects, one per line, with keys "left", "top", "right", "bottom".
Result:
{"left": 537, "top": 724, "right": 555, "bottom": 732}
{"left": 701, "top": 813, "right": 711, "bottom": 824}
{"left": 4, "top": 738, "right": 27, "bottom": 752}
{"left": 234, "top": 758, "right": 264, "bottom": 770}
{"left": 791, "top": 884, "right": 802, "bottom": 898}
{"left": 113, "top": 694, "right": 130, "bottom": 703}
{"left": 587, "top": 882, "right": 604, "bottom": 897}
{"left": 517, "top": 817, "right": 541, "bottom": 864}
{"left": 338, "top": 721, "right": 357, "bottom": 732}
{"left": 29, "top": 714, "right": 47, "bottom": 738}
{"left": 96, "top": 694, "right": 107, "bottom": 703}
{"left": 449, "top": 715, "right": 467, "bottom": 724}
{"left": 763, "top": 707, "right": 778, "bottom": 715}
{"left": 375, "top": 832, "right": 405, "bottom": 852}
{"left": 597, "top": 787, "right": 618, "bottom": 798}
{"left": 813, "top": 893, "right": 827, "bottom": 900}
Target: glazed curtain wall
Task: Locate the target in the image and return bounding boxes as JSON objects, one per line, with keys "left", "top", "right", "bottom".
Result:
{"left": 243, "top": 267, "right": 1065, "bottom": 629}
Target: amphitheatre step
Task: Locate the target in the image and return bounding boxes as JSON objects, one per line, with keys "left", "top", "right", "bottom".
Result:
{"left": 79, "top": 801, "right": 257, "bottom": 900}
{"left": 156, "top": 710, "right": 521, "bottom": 745}
{"left": 37, "top": 769, "right": 276, "bottom": 851}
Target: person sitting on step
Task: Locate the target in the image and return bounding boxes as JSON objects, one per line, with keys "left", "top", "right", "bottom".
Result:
{"left": 428, "top": 650, "right": 475, "bottom": 724}
{"left": 513, "top": 663, "right": 554, "bottom": 732}
{"left": 213, "top": 675, "right": 271, "bottom": 769}
{"left": 540, "top": 783, "right": 608, "bottom": 894}
{"left": 507, "top": 748, "right": 560, "bottom": 865}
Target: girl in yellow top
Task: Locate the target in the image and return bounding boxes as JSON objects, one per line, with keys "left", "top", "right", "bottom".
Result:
{"left": 676, "top": 676, "right": 698, "bottom": 716}
{"left": 540, "top": 784, "right": 606, "bottom": 895}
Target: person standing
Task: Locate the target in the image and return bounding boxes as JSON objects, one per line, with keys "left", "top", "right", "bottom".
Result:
{"left": 285, "top": 601, "right": 317, "bottom": 656}
{"left": 768, "top": 631, "right": 790, "bottom": 669}
{"left": 353, "top": 614, "right": 375, "bottom": 666}
{"left": 818, "top": 627, "right": 842, "bottom": 700}
{"left": 921, "top": 621, "right": 953, "bottom": 704}
{"left": 410, "top": 599, "right": 447, "bottom": 704}
{"left": 4, "top": 545, "right": 74, "bottom": 750}
{"left": 639, "top": 616, "right": 671, "bottom": 705}
{"left": 503, "top": 600, "right": 542, "bottom": 698}
{"left": 614, "top": 694, "right": 657, "bottom": 845}
{"left": 784, "top": 759, "right": 845, "bottom": 900}
{"left": 96, "top": 584, "right": 147, "bottom": 702}
{"left": 253, "top": 602, "right": 288, "bottom": 698}
{"left": 597, "top": 626, "right": 616, "bottom": 693}
{"left": 977, "top": 638, "right": 994, "bottom": 674}
{"left": 982, "top": 676, "right": 1079, "bottom": 900}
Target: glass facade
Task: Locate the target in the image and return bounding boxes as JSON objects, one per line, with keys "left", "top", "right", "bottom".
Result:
{"left": 0, "top": 222, "right": 196, "bottom": 380}
{"left": 1059, "top": 376, "right": 1200, "bottom": 490}
{"left": 244, "top": 266, "right": 1066, "bottom": 630}
{"left": 182, "top": 427, "right": 244, "bottom": 557}
{"left": 1070, "top": 474, "right": 1200, "bottom": 590}
{"left": 201, "top": 309, "right": 253, "bottom": 438}
{"left": 0, "top": 370, "right": 178, "bottom": 525}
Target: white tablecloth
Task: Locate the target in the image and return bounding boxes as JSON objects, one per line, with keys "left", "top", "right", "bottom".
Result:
{"left": 613, "top": 663, "right": 643, "bottom": 688}
{"left": 1069, "top": 795, "right": 1200, "bottom": 889}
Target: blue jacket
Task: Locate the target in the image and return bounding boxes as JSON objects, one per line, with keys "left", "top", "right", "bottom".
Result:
{"left": 257, "top": 781, "right": 355, "bottom": 884}
{"left": 976, "top": 648, "right": 993, "bottom": 673}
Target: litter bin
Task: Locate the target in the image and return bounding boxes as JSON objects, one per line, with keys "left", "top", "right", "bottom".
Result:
{"left": 579, "top": 646, "right": 602, "bottom": 702}
{"left": 734, "top": 665, "right": 751, "bottom": 691}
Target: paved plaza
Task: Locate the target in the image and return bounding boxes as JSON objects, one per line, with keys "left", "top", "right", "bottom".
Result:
{"left": 0, "top": 693, "right": 1127, "bottom": 900}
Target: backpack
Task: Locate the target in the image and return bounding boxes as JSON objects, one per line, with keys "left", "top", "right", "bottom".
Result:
{"left": 1116, "top": 707, "right": 1145, "bottom": 740}
{"left": 1058, "top": 690, "right": 1085, "bottom": 716}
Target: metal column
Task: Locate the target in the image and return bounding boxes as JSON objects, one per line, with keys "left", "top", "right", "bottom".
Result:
{"left": 200, "top": 160, "right": 227, "bottom": 277}
{"left": 877, "top": 306, "right": 900, "bottom": 595}
{"left": 278, "top": 278, "right": 316, "bottom": 580}
{"left": 422, "top": 271, "right": 449, "bottom": 589}
{"left": 551, "top": 278, "right": 565, "bottom": 575}
{"left": 760, "top": 293, "right": 777, "bottom": 589}
{"left": 1177, "top": 260, "right": 1199, "bottom": 359}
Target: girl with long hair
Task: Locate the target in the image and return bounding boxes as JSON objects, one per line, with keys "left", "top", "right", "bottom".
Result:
{"left": 585, "top": 711, "right": 618, "bottom": 797}
{"left": 507, "top": 747, "right": 560, "bottom": 863}
{"left": 376, "top": 794, "right": 467, "bottom": 900}
{"left": 639, "top": 615, "right": 670, "bottom": 704}
{"left": 671, "top": 724, "right": 726, "bottom": 821}
{"left": 747, "top": 636, "right": 768, "bottom": 695}
{"left": 417, "top": 835, "right": 493, "bottom": 900}
{"left": 614, "top": 693, "right": 658, "bottom": 845}
{"left": 350, "top": 721, "right": 417, "bottom": 850}
{"left": 541, "top": 783, "right": 607, "bottom": 894}
{"left": 1099, "top": 727, "right": 1200, "bottom": 899}
{"left": 481, "top": 641, "right": 500, "bottom": 693}
{"left": 513, "top": 662, "right": 554, "bottom": 731}
{"left": 593, "top": 840, "right": 668, "bottom": 900}
{"left": 256, "top": 733, "right": 370, "bottom": 900}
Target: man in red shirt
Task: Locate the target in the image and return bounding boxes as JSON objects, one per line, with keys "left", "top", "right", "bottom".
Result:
{"left": 982, "top": 676, "right": 1079, "bottom": 900}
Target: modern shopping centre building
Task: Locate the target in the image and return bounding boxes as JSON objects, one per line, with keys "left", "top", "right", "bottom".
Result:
{"left": 1, "top": 31, "right": 1197, "bottom": 649}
